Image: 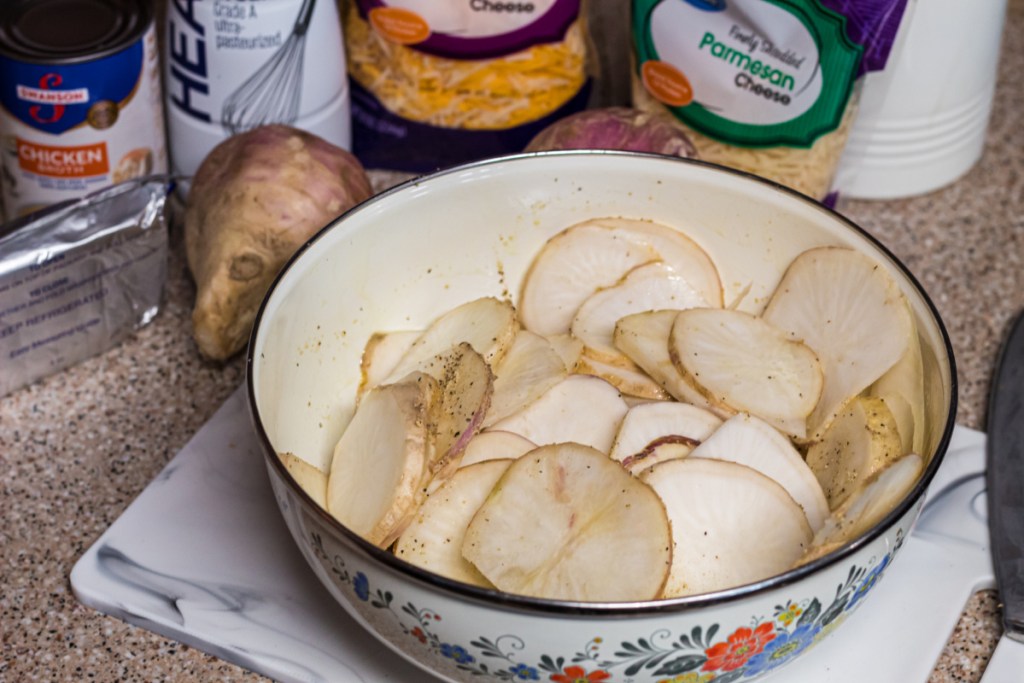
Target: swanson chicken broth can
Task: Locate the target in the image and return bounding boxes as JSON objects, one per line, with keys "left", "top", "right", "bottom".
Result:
{"left": 0, "top": 0, "right": 168, "bottom": 222}
{"left": 164, "top": 0, "right": 351, "bottom": 192}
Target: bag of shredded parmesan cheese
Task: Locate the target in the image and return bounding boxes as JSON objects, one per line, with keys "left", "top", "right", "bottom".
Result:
{"left": 631, "top": 0, "right": 909, "bottom": 200}
{"left": 344, "top": 0, "right": 593, "bottom": 172}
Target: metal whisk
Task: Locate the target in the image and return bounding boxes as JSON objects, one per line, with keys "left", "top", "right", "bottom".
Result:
{"left": 221, "top": 0, "right": 318, "bottom": 134}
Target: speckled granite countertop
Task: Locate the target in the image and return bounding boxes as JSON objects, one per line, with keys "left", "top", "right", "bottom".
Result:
{"left": 3, "top": 3, "right": 1023, "bottom": 681}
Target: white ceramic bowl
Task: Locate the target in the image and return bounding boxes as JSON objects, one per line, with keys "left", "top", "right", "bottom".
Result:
{"left": 247, "top": 152, "right": 956, "bottom": 683}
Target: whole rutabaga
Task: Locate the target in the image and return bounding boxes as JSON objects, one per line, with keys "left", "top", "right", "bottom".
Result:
{"left": 525, "top": 107, "right": 699, "bottom": 158}
{"left": 185, "top": 124, "right": 372, "bottom": 360}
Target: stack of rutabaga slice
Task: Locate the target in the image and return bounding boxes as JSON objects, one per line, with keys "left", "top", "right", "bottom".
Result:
{"left": 281, "top": 218, "right": 931, "bottom": 602}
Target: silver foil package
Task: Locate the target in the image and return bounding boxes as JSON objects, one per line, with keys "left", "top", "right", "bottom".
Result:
{"left": 0, "top": 177, "right": 170, "bottom": 396}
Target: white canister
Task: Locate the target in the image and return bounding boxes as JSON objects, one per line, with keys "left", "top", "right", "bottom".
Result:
{"left": 164, "top": 0, "right": 351, "bottom": 191}
{"left": 832, "top": 0, "right": 1008, "bottom": 199}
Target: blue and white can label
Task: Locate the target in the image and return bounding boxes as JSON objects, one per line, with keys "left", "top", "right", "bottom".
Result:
{"left": 0, "top": 21, "right": 167, "bottom": 220}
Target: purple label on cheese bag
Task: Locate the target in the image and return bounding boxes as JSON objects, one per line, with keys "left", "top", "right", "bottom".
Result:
{"left": 350, "top": 78, "right": 592, "bottom": 172}
{"left": 356, "top": 0, "right": 580, "bottom": 59}
{"left": 819, "top": 0, "right": 909, "bottom": 75}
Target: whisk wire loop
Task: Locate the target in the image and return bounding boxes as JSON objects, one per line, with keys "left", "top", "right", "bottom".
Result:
{"left": 221, "top": 0, "right": 318, "bottom": 134}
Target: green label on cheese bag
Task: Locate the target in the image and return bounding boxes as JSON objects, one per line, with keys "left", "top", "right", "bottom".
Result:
{"left": 632, "top": 0, "right": 863, "bottom": 148}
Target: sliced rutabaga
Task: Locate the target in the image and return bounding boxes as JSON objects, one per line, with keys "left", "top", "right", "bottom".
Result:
{"left": 395, "top": 459, "right": 513, "bottom": 587}
{"left": 870, "top": 311, "right": 927, "bottom": 455}
{"left": 279, "top": 452, "right": 328, "bottom": 509}
{"left": 518, "top": 218, "right": 722, "bottom": 337}
{"left": 811, "top": 453, "right": 924, "bottom": 550}
{"left": 613, "top": 309, "right": 720, "bottom": 413}
{"left": 669, "top": 307, "right": 823, "bottom": 439}
{"left": 610, "top": 401, "right": 722, "bottom": 475}
{"left": 919, "top": 341, "right": 948, "bottom": 459}
{"left": 545, "top": 333, "right": 584, "bottom": 370}
{"left": 327, "top": 373, "right": 439, "bottom": 547}
{"left": 416, "top": 343, "right": 495, "bottom": 483}
{"left": 762, "top": 247, "right": 914, "bottom": 440}
{"left": 641, "top": 458, "right": 812, "bottom": 597}
{"left": 483, "top": 330, "right": 567, "bottom": 428}
{"left": 383, "top": 297, "right": 517, "bottom": 385}
{"left": 359, "top": 330, "right": 420, "bottom": 398}
{"left": 600, "top": 218, "right": 723, "bottom": 308}
{"left": 463, "top": 442, "right": 672, "bottom": 601}
{"left": 574, "top": 353, "right": 669, "bottom": 401}
{"left": 518, "top": 223, "right": 659, "bottom": 337}
{"left": 805, "top": 396, "right": 903, "bottom": 510}
{"left": 689, "top": 413, "right": 829, "bottom": 532}
{"left": 458, "top": 431, "right": 537, "bottom": 468}
{"left": 572, "top": 261, "right": 708, "bottom": 364}
{"left": 487, "top": 374, "right": 629, "bottom": 453}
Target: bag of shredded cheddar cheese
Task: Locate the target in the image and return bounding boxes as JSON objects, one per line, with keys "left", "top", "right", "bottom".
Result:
{"left": 345, "top": 0, "right": 593, "bottom": 172}
{"left": 631, "top": 0, "right": 909, "bottom": 200}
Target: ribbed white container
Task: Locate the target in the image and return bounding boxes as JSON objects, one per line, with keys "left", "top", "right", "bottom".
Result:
{"left": 833, "top": 0, "right": 1008, "bottom": 199}
{"left": 163, "top": 0, "right": 351, "bottom": 195}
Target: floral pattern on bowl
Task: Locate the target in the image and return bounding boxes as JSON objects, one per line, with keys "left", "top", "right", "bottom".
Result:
{"left": 308, "top": 529, "right": 902, "bottom": 682}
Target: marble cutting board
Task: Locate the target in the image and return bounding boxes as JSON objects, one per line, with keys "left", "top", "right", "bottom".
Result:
{"left": 71, "top": 385, "right": 1007, "bottom": 682}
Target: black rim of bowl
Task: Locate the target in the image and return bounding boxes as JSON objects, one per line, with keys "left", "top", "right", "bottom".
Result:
{"left": 245, "top": 150, "right": 958, "bottom": 617}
